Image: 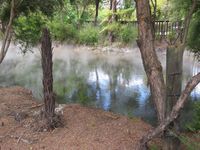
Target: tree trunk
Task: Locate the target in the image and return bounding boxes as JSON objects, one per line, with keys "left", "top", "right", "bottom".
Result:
{"left": 166, "top": 46, "right": 184, "bottom": 114}
{"left": 94, "top": 0, "right": 100, "bottom": 26}
{"left": 108, "top": 0, "right": 117, "bottom": 43}
{"left": 110, "top": 0, "right": 112, "bottom": 10}
{"left": 135, "top": 0, "right": 166, "bottom": 124}
{"left": 41, "top": 28, "right": 55, "bottom": 127}
{"left": 164, "top": 46, "right": 184, "bottom": 150}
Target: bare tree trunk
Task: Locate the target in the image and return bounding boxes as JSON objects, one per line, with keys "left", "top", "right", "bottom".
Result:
{"left": 94, "top": 0, "right": 100, "bottom": 26}
{"left": 0, "top": 0, "right": 15, "bottom": 64}
{"left": 108, "top": 0, "right": 117, "bottom": 43}
{"left": 166, "top": 46, "right": 184, "bottom": 115}
{"left": 135, "top": 0, "right": 166, "bottom": 124}
{"left": 164, "top": 46, "right": 184, "bottom": 150}
{"left": 41, "top": 28, "right": 55, "bottom": 127}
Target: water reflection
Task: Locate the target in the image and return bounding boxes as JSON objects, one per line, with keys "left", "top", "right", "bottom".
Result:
{"left": 0, "top": 44, "right": 199, "bottom": 125}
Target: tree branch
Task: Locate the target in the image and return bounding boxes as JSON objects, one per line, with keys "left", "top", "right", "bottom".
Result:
{"left": 138, "top": 72, "right": 200, "bottom": 149}
{"left": 0, "top": 0, "right": 15, "bottom": 64}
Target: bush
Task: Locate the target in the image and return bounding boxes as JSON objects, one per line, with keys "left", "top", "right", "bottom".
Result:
{"left": 186, "top": 101, "right": 200, "bottom": 132}
{"left": 78, "top": 25, "right": 99, "bottom": 45}
{"left": 100, "top": 22, "right": 121, "bottom": 37}
{"left": 120, "top": 24, "right": 138, "bottom": 43}
{"left": 188, "top": 12, "right": 200, "bottom": 59}
{"left": 49, "top": 21, "right": 78, "bottom": 42}
{"left": 13, "top": 12, "right": 46, "bottom": 51}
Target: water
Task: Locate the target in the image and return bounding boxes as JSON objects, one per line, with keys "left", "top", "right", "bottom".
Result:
{"left": 0, "top": 44, "right": 200, "bottom": 125}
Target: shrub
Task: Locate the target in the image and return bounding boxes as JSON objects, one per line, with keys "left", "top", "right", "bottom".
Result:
{"left": 120, "top": 24, "right": 138, "bottom": 43}
{"left": 78, "top": 25, "right": 99, "bottom": 45}
{"left": 188, "top": 12, "right": 200, "bottom": 59}
{"left": 186, "top": 101, "right": 200, "bottom": 132}
{"left": 49, "top": 21, "right": 78, "bottom": 42}
{"left": 13, "top": 12, "right": 46, "bottom": 51}
{"left": 100, "top": 22, "right": 121, "bottom": 37}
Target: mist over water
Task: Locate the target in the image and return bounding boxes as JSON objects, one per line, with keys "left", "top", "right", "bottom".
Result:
{"left": 0, "top": 43, "right": 199, "bottom": 125}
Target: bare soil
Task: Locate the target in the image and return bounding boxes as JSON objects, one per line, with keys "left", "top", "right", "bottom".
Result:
{"left": 0, "top": 86, "right": 154, "bottom": 150}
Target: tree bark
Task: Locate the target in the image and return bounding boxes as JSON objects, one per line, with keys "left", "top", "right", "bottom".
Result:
{"left": 166, "top": 46, "right": 184, "bottom": 115}
{"left": 94, "top": 0, "right": 100, "bottom": 26}
{"left": 135, "top": 0, "right": 199, "bottom": 149}
{"left": 110, "top": 0, "right": 112, "bottom": 10}
{"left": 41, "top": 28, "right": 55, "bottom": 126}
{"left": 138, "top": 73, "right": 200, "bottom": 150}
{"left": 108, "top": 0, "right": 117, "bottom": 43}
{"left": 0, "top": 0, "right": 15, "bottom": 64}
{"left": 135, "top": 0, "right": 166, "bottom": 124}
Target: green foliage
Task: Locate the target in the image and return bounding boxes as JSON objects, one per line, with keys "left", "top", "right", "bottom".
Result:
{"left": 120, "top": 24, "right": 137, "bottom": 43}
{"left": 188, "top": 11, "right": 200, "bottom": 58}
{"left": 168, "top": 30, "right": 177, "bottom": 43}
{"left": 169, "top": 0, "right": 193, "bottom": 21}
{"left": 179, "top": 135, "right": 200, "bottom": 150}
{"left": 53, "top": 0, "right": 79, "bottom": 25}
{"left": 149, "top": 144, "right": 159, "bottom": 150}
{"left": 69, "top": 0, "right": 94, "bottom": 22}
{"left": 0, "top": 0, "right": 10, "bottom": 23}
{"left": 123, "top": 0, "right": 135, "bottom": 9}
{"left": 100, "top": 22, "right": 121, "bottom": 37}
{"left": 13, "top": 12, "right": 46, "bottom": 52}
{"left": 78, "top": 25, "right": 99, "bottom": 45}
{"left": 117, "top": 8, "right": 136, "bottom": 21}
{"left": 0, "top": 0, "right": 63, "bottom": 23}
{"left": 186, "top": 101, "right": 200, "bottom": 132}
{"left": 49, "top": 22, "right": 78, "bottom": 42}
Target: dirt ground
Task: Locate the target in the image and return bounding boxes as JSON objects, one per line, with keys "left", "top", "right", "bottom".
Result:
{"left": 0, "top": 86, "right": 156, "bottom": 150}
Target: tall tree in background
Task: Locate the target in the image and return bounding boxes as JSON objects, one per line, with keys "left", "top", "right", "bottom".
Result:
{"left": 94, "top": 0, "right": 100, "bottom": 25}
{"left": 108, "top": 0, "right": 117, "bottom": 43}
{"left": 135, "top": 0, "right": 200, "bottom": 149}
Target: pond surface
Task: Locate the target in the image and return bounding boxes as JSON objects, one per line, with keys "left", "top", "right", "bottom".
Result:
{"left": 0, "top": 44, "right": 200, "bottom": 125}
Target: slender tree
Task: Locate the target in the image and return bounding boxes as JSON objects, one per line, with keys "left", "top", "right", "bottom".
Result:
{"left": 108, "top": 0, "right": 117, "bottom": 43}
{"left": 41, "top": 28, "right": 56, "bottom": 128}
{"left": 0, "top": 0, "right": 15, "bottom": 64}
{"left": 94, "top": 0, "right": 100, "bottom": 25}
{"left": 135, "top": 0, "right": 200, "bottom": 149}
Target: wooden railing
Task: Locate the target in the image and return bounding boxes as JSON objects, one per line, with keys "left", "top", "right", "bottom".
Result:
{"left": 119, "top": 20, "right": 183, "bottom": 37}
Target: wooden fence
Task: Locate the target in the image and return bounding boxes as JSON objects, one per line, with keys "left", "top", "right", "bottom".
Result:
{"left": 119, "top": 20, "right": 183, "bottom": 38}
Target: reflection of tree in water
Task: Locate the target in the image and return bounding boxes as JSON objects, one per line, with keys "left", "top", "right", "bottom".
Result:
{"left": 100, "top": 57, "right": 140, "bottom": 115}
{"left": 53, "top": 59, "right": 94, "bottom": 105}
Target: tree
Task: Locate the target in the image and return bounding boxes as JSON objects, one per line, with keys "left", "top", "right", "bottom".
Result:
{"left": 135, "top": 0, "right": 200, "bottom": 149}
{"left": 108, "top": 0, "right": 117, "bottom": 43}
{"left": 0, "top": 0, "right": 63, "bottom": 64}
{"left": 94, "top": 0, "right": 100, "bottom": 25}
{"left": 0, "top": 0, "right": 15, "bottom": 64}
{"left": 70, "top": 0, "right": 93, "bottom": 25}
{"left": 41, "top": 28, "right": 56, "bottom": 129}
